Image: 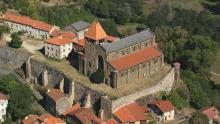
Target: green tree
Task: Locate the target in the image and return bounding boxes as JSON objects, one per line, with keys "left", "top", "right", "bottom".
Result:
{"left": 90, "top": 68, "right": 104, "bottom": 83}
{"left": 98, "top": 0, "right": 109, "bottom": 18}
{"left": 9, "top": 33, "right": 22, "bottom": 48}
{"left": 168, "top": 90, "right": 188, "bottom": 109}
{"left": 100, "top": 19, "right": 120, "bottom": 36}
{"left": 116, "top": 7, "right": 131, "bottom": 24}
{"left": 189, "top": 112, "right": 209, "bottom": 124}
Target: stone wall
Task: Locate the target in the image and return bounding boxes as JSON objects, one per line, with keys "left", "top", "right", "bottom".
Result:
{"left": 100, "top": 68, "right": 175, "bottom": 119}
{"left": 0, "top": 47, "right": 32, "bottom": 69}
{"left": 112, "top": 68, "right": 175, "bottom": 112}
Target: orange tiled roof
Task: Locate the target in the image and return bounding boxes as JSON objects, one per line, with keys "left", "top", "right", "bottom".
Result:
{"left": 105, "top": 35, "right": 119, "bottom": 42}
{"left": 46, "top": 32, "right": 75, "bottom": 46}
{"left": 109, "top": 47, "right": 161, "bottom": 71}
{"left": 0, "top": 92, "right": 7, "bottom": 100}
{"left": 73, "top": 39, "right": 85, "bottom": 47}
{"left": 85, "top": 20, "right": 107, "bottom": 41}
{"left": 62, "top": 103, "right": 81, "bottom": 116}
{"left": 32, "top": 21, "right": 54, "bottom": 32}
{"left": 65, "top": 105, "right": 104, "bottom": 124}
{"left": 2, "top": 13, "right": 55, "bottom": 32}
{"left": 202, "top": 106, "right": 219, "bottom": 120}
{"left": 106, "top": 119, "right": 118, "bottom": 124}
{"left": 153, "top": 100, "right": 175, "bottom": 113}
{"left": 23, "top": 114, "right": 65, "bottom": 124}
{"left": 46, "top": 88, "right": 65, "bottom": 101}
{"left": 114, "top": 103, "right": 148, "bottom": 123}
{"left": 43, "top": 117, "right": 66, "bottom": 124}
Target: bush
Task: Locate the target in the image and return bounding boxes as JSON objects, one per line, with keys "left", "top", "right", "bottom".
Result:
{"left": 168, "top": 90, "right": 188, "bottom": 109}
{"left": 9, "top": 33, "right": 22, "bottom": 48}
{"left": 90, "top": 68, "right": 104, "bottom": 83}
{"left": 189, "top": 112, "right": 209, "bottom": 124}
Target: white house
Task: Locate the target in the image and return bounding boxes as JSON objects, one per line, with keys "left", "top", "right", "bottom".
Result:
{"left": 45, "top": 32, "right": 76, "bottom": 59}
{"left": 1, "top": 13, "right": 59, "bottom": 39}
{"left": 148, "top": 100, "right": 175, "bottom": 122}
{"left": 0, "top": 93, "right": 8, "bottom": 122}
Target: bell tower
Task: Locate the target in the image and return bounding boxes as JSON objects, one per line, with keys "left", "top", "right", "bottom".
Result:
{"left": 84, "top": 20, "right": 107, "bottom": 75}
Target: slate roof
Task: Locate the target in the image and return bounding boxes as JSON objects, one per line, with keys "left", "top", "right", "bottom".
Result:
{"left": 70, "top": 21, "right": 90, "bottom": 32}
{"left": 100, "top": 29, "right": 154, "bottom": 53}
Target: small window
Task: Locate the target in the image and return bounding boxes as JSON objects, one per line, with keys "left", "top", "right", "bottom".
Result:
{"left": 120, "top": 72, "right": 124, "bottom": 77}
{"left": 131, "top": 67, "right": 135, "bottom": 72}
{"left": 89, "top": 62, "right": 91, "bottom": 68}
{"left": 154, "top": 58, "right": 158, "bottom": 64}
{"left": 142, "top": 63, "right": 145, "bottom": 68}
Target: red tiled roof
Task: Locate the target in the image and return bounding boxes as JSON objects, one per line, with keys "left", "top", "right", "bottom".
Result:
{"left": 0, "top": 92, "right": 7, "bottom": 100}
{"left": 105, "top": 35, "right": 119, "bottom": 42}
{"left": 73, "top": 39, "right": 85, "bottom": 47}
{"left": 62, "top": 103, "right": 81, "bottom": 116}
{"left": 109, "top": 47, "right": 161, "bottom": 71}
{"left": 2, "top": 13, "right": 55, "bottom": 32}
{"left": 32, "top": 21, "right": 54, "bottom": 32}
{"left": 46, "top": 32, "right": 75, "bottom": 46}
{"left": 202, "top": 106, "right": 219, "bottom": 120}
{"left": 23, "top": 114, "right": 65, "bottom": 124}
{"left": 106, "top": 119, "right": 118, "bottom": 124}
{"left": 113, "top": 103, "right": 148, "bottom": 123}
{"left": 154, "top": 100, "right": 175, "bottom": 113}
{"left": 85, "top": 20, "right": 107, "bottom": 41}
{"left": 46, "top": 88, "right": 65, "bottom": 101}
{"left": 65, "top": 106, "right": 104, "bottom": 124}
{"left": 50, "top": 29, "right": 62, "bottom": 37}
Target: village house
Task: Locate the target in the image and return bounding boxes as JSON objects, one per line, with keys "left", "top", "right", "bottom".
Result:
{"left": 62, "top": 103, "right": 105, "bottom": 124}
{"left": 113, "top": 103, "right": 149, "bottom": 124}
{"left": 44, "top": 88, "right": 71, "bottom": 116}
{"left": 148, "top": 100, "right": 175, "bottom": 122}
{"left": 77, "top": 19, "right": 163, "bottom": 89}
{"left": 22, "top": 113, "right": 66, "bottom": 124}
{"left": 0, "top": 92, "right": 8, "bottom": 122}
{"left": 201, "top": 106, "right": 220, "bottom": 124}
{"left": 64, "top": 20, "right": 90, "bottom": 40}
{"left": 45, "top": 31, "right": 76, "bottom": 59}
{"left": 1, "top": 13, "right": 59, "bottom": 39}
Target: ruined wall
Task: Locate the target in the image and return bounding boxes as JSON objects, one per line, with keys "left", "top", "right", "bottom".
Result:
{"left": 0, "top": 47, "right": 32, "bottom": 68}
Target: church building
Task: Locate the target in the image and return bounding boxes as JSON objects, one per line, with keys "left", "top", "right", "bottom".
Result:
{"left": 78, "top": 20, "right": 164, "bottom": 89}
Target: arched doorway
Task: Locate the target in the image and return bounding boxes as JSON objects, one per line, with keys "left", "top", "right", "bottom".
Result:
{"left": 98, "top": 55, "right": 104, "bottom": 69}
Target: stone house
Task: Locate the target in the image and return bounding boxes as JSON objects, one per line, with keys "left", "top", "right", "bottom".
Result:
{"left": 201, "top": 106, "right": 220, "bottom": 124}
{"left": 62, "top": 103, "right": 105, "bottom": 124}
{"left": 44, "top": 88, "right": 71, "bottom": 116}
{"left": 22, "top": 113, "right": 66, "bottom": 124}
{"left": 1, "top": 13, "right": 59, "bottom": 39}
{"left": 64, "top": 21, "right": 90, "bottom": 40}
{"left": 78, "top": 20, "right": 164, "bottom": 89}
{"left": 45, "top": 31, "right": 76, "bottom": 59}
{"left": 0, "top": 93, "right": 8, "bottom": 123}
{"left": 113, "top": 103, "right": 149, "bottom": 124}
{"left": 148, "top": 100, "right": 175, "bottom": 122}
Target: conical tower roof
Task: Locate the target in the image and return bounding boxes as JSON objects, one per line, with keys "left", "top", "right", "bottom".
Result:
{"left": 85, "top": 19, "right": 107, "bottom": 41}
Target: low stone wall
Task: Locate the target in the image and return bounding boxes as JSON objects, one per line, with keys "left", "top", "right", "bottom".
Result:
{"left": 112, "top": 68, "right": 175, "bottom": 112}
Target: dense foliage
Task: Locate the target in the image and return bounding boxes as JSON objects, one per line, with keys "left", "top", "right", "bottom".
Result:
{"left": 9, "top": 33, "right": 22, "bottom": 48}
{"left": 189, "top": 112, "right": 209, "bottom": 124}
{"left": 0, "top": 74, "right": 38, "bottom": 121}
{"left": 90, "top": 68, "right": 105, "bottom": 84}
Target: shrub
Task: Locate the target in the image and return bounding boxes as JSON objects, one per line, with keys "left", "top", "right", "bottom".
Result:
{"left": 9, "top": 33, "right": 22, "bottom": 48}
{"left": 90, "top": 68, "right": 104, "bottom": 83}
